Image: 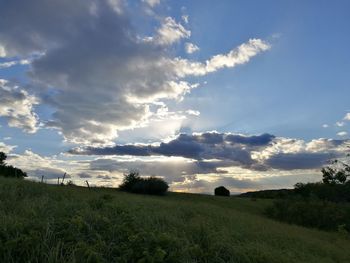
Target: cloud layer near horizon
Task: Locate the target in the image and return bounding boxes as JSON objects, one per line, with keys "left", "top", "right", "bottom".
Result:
{"left": 69, "top": 132, "right": 349, "bottom": 171}
{"left": 1, "top": 131, "right": 349, "bottom": 193}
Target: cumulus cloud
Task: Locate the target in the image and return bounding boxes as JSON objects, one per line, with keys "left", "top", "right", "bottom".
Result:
{"left": 142, "top": 0, "right": 161, "bottom": 8}
{"left": 186, "top": 110, "right": 200, "bottom": 116}
{"left": 337, "top": 131, "right": 348, "bottom": 137}
{"left": 336, "top": 121, "right": 345, "bottom": 127}
{"left": 182, "top": 15, "right": 189, "bottom": 24}
{"left": 69, "top": 132, "right": 275, "bottom": 166}
{"left": 0, "top": 141, "right": 16, "bottom": 154}
{"left": 0, "top": 59, "right": 30, "bottom": 69}
{"left": 0, "top": 0, "right": 270, "bottom": 145}
{"left": 172, "top": 39, "right": 270, "bottom": 77}
{"left": 0, "top": 79, "right": 39, "bottom": 133}
{"left": 5, "top": 150, "right": 97, "bottom": 183}
{"left": 148, "top": 17, "right": 191, "bottom": 46}
{"left": 0, "top": 45, "right": 6, "bottom": 57}
{"left": 69, "top": 132, "right": 276, "bottom": 172}
{"left": 344, "top": 113, "right": 350, "bottom": 121}
{"left": 70, "top": 132, "right": 350, "bottom": 172}
{"left": 6, "top": 150, "right": 67, "bottom": 179}
{"left": 185, "top": 42, "right": 199, "bottom": 54}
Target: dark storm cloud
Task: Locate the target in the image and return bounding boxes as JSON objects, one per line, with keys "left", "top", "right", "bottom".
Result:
{"left": 225, "top": 133, "right": 275, "bottom": 146}
{"left": 69, "top": 132, "right": 275, "bottom": 167}
{"left": 71, "top": 133, "right": 350, "bottom": 171}
{"left": 77, "top": 172, "right": 92, "bottom": 179}
{"left": 264, "top": 152, "right": 335, "bottom": 170}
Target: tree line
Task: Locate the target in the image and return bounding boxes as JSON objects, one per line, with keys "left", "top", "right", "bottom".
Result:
{"left": 264, "top": 152, "right": 350, "bottom": 233}
{"left": 0, "top": 152, "right": 27, "bottom": 178}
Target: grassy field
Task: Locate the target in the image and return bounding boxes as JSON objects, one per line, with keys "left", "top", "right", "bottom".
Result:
{"left": 0, "top": 177, "right": 349, "bottom": 263}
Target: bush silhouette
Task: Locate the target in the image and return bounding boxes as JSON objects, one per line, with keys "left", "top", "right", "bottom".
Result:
{"left": 119, "top": 172, "right": 168, "bottom": 195}
{"left": 119, "top": 171, "right": 140, "bottom": 192}
{"left": 215, "top": 186, "right": 230, "bottom": 196}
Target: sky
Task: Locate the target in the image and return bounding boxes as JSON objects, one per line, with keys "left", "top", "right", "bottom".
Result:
{"left": 0, "top": 0, "right": 349, "bottom": 194}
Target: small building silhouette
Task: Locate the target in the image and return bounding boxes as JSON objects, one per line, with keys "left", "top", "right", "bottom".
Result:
{"left": 214, "top": 186, "right": 230, "bottom": 196}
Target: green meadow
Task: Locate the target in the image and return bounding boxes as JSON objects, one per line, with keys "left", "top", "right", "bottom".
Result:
{"left": 0, "top": 177, "right": 349, "bottom": 263}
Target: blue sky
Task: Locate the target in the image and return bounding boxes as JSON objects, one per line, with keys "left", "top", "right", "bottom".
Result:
{"left": 0, "top": 0, "right": 349, "bottom": 193}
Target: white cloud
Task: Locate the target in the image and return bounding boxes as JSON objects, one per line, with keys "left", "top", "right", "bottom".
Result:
{"left": 182, "top": 15, "right": 189, "bottom": 24}
{"left": 0, "top": 59, "right": 30, "bottom": 69}
{"left": 142, "top": 0, "right": 161, "bottom": 7}
{"left": 186, "top": 110, "right": 200, "bottom": 116}
{"left": 0, "top": 1, "right": 270, "bottom": 146}
{"left": 106, "top": 0, "right": 124, "bottom": 14}
{"left": 151, "top": 17, "right": 191, "bottom": 46}
{"left": 344, "top": 113, "right": 350, "bottom": 121}
{"left": 306, "top": 138, "right": 349, "bottom": 152}
{"left": 0, "top": 45, "right": 6, "bottom": 57}
{"left": 337, "top": 131, "right": 348, "bottom": 137}
{"left": 336, "top": 121, "right": 345, "bottom": 127}
{"left": 322, "top": 124, "right": 329, "bottom": 128}
{"left": 0, "top": 79, "right": 39, "bottom": 133}
{"left": 0, "top": 141, "right": 16, "bottom": 153}
{"left": 185, "top": 42, "right": 199, "bottom": 54}
{"left": 173, "top": 39, "right": 270, "bottom": 77}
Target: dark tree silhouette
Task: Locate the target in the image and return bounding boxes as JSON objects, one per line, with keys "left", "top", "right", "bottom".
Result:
{"left": 215, "top": 186, "right": 230, "bottom": 196}
{"left": 0, "top": 151, "right": 27, "bottom": 178}
{"left": 322, "top": 154, "right": 350, "bottom": 184}
{"left": 0, "top": 152, "right": 6, "bottom": 166}
{"left": 119, "top": 171, "right": 168, "bottom": 195}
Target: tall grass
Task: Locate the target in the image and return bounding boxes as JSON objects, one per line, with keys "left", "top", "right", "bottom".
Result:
{"left": 0, "top": 177, "right": 349, "bottom": 262}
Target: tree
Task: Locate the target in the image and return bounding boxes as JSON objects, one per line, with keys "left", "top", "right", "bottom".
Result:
{"left": 119, "top": 171, "right": 169, "bottom": 195}
{"left": 119, "top": 171, "right": 141, "bottom": 192}
{"left": 0, "top": 152, "right": 7, "bottom": 166}
{"left": 214, "top": 186, "right": 230, "bottom": 196}
{"left": 0, "top": 151, "right": 27, "bottom": 178}
{"left": 322, "top": 156, "right": 350, "bottom": 185}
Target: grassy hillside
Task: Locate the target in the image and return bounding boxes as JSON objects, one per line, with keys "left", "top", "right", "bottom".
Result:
{"left": 0, "top": 177, "right": 349, "bottom": 263}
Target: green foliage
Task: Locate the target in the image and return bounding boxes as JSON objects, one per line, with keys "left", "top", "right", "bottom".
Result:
{"left": 265, "top": 199, "right": 350, "bottom": 232}
{"left": 119, "top": 171, "right": 141, "bottom": 192}
{"left": 264, "top": 154, "right": 350, "bottom": 233}
{"left": 0, "top": 152, "right": 6, "bottom": 166}
{"left": 1, "top": 177, "right": 350, "bottom": 262}
{"left": 0, "top": 152, "right": 27, "bottom": 178}
{"left": 119, "top": 172, "right": 169, "bottom": 195}
{"left": 322, "top": 155, "right": 350, "bottom": 184}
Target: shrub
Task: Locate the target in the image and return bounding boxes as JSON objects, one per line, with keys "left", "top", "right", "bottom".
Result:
{"left": 119, "top": 172, "right": 169, "bottom": 195}
{"left": 214, "top": 186, "right": 230, "bottom": 196}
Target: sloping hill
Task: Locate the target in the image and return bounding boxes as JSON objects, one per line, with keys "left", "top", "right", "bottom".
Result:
{"left": 0, "top": 177, "right": 349, "bottom": 263}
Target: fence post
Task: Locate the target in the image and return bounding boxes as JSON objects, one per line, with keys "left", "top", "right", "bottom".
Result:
{"left": 85, "top": 180, "right": 90, "bottom": 190}
{"left": 61, "top": 172, "right": 66, "bottom": 184}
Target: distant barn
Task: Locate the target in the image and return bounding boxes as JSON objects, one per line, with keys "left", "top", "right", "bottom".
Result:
{"left": 214, "top": 186, "right": 230, "bottom": 196}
